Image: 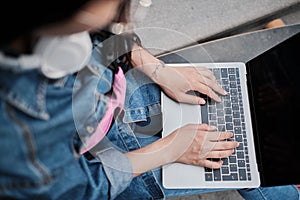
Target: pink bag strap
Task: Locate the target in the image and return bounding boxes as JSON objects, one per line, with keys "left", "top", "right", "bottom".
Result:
{"left": 80, "top": 67, "right": 126, "bottom": 154}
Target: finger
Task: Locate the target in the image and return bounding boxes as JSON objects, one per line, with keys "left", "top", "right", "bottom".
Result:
{"left": 201, "top": 140, "right": 238, "bottom": 155}
{"left": 205, "top": 149, "right": 234, "bottom": 159}
{"left": 194, "top": 67, "right": 226, "bottom": 92}
{"left": 197, "top": 124, "right": 217, "bottom": 131}
{"left": 206, "top": 131, "right": 233, "bottom": 141}
{"left": 197, "top": 74, "right": 227, "bottom": 96}
{"left": 212, "top": 82, "right": 227, "bottom": 96}
{"left": 194, "top": 66, "right": 215, "bottom": 80}
{"left": 192, "top": 66, "right": 218, "bottom": 81}
{"left": 180, "top": 93, "right": 206, "bottom": 105}
{"left": 198, "top": 159, "right": 223, "bottom": 169}
{"left": 193, "top": 83, "right": 222, "bottom": 102}
{"left": 209, "top": 141, "right": 239, "bottom": 151}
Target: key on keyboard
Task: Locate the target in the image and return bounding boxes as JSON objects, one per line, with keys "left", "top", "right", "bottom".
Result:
{"left": 202, "top": 67, "right": 251, "bottom": 182}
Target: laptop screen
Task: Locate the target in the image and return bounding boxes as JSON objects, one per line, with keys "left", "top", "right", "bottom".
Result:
{"left": 246, "top": 32, "right": 300, "bottom": 186}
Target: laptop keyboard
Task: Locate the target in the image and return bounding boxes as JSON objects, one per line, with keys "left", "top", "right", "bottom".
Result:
{"left": 201, "top": 67, "right": 252, "bottom": 182}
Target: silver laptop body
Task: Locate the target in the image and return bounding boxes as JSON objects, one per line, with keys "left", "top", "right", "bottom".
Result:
{"left": 161, "top": 62, "right": 260, "bottom": 188}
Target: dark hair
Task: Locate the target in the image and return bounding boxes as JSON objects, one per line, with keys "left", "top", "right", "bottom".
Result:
{"left": 90, "top": 0, "right": 142, "bottom": 74}
{"left": 0, "top": 0, "right": 87, "bottom": 45}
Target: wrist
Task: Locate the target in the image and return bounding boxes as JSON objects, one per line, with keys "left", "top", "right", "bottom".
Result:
{"left": 151, "top": 60, "right": 166, "bottom": 80}
{"left": 131, "top": 46, "right": 167, "bottom": 82}
{"left": 125, "top": 137, "right": 175, "bottom": 177}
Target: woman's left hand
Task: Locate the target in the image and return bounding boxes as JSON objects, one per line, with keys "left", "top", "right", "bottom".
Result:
{"left": 131, "top": 45, "right": 227, "bottom": 105}
{"left": 155, "top": 64, "right": 227, "bottom": 105}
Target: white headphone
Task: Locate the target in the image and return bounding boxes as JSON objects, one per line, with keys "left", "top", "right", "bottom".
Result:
{"left": 0, "top": 31, "right": 93, "bottom": 79}
{"left": 34, "top": 31, "right": 92, "bottom": 79}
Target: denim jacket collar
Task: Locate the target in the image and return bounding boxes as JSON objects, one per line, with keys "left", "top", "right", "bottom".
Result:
{"left": 0, "top": 55, "right": 50, "bottom": 120}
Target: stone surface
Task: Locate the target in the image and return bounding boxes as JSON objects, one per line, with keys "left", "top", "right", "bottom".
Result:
{"left": 130, "top": 0, "right": 300, "bottom": 55}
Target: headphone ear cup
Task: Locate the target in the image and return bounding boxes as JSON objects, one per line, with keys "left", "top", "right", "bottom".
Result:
{"left": 33, "top": 31, "right": 92, "bottom": 79}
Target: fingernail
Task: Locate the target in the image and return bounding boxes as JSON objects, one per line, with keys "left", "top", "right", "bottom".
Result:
{"left": 209, "top": 125, "right": 217, "bottom": 130}
{"left": 199, "top": 99, "right": 206, "bottom": 104}
{"left": 236, "top": 142, "right": 240, "bottom": 147}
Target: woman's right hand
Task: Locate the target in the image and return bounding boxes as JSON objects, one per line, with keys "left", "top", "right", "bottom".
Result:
{"left": 164, "top": 123, "right": 239, "bottom": 169}
{"left": 126, "top": 123, "right": 238, "bottom": 177}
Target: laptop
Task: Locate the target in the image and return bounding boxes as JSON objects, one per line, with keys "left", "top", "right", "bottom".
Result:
{"left": 161, "top": 32, "right": 300, "bottom": 188}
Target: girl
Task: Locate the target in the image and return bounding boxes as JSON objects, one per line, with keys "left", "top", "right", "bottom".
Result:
{"left": 0, "top": 0, "right": 298, "bottom": 199}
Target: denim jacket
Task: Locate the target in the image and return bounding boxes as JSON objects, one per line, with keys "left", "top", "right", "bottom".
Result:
{"left": 0, "top": 38, "right": 164, "bottom": 199}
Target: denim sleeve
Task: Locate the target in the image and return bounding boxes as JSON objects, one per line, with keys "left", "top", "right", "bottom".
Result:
{"left": 96, "top": 148, "right": 133, "bottom": 199}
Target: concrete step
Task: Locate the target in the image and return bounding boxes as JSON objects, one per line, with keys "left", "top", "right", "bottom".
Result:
{"left": 130, "top": 0, "right": 300, "bottom": 56}
{"left": 201, "top": 2, "right": 300, "bottom": 44}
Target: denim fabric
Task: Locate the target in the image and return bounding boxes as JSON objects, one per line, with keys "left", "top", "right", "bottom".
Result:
{"left": 1, "top": 38, "right": 299, "bottom": 200}
{"left": 123, "top": 67, "right": 161, "bottom": 124}
{"left": 0, "top": 43, "right": 133, "bottom": 199}
{"left": 238, "top": 185, "right": 300, "bottom": 200}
